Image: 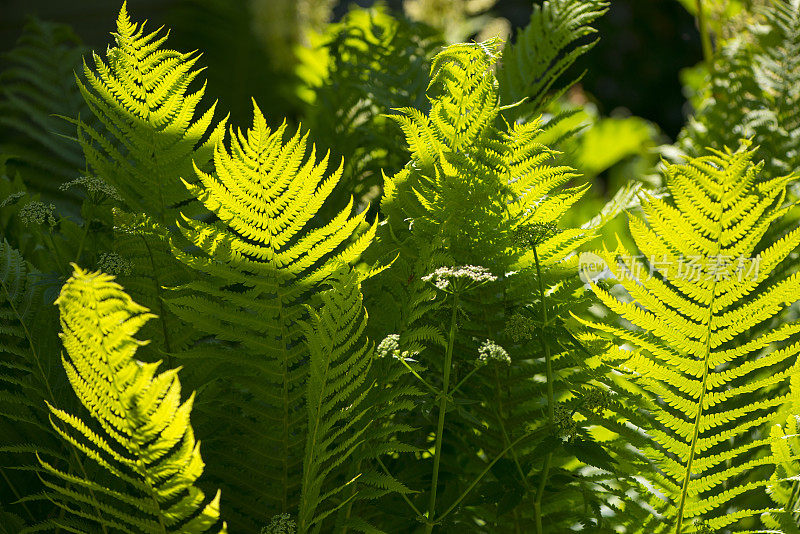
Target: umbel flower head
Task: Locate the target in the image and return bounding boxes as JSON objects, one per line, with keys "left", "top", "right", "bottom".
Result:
{"left": 60, "top": 175, "right": 122, "bottom": 202}
{"left": 0, "top": 191, "right": 26, "bottom": 208}
{"left": 96, "top": 252, "right": 133, "bottom": 277}
{"left": 513, "top": 222, "right": 561, "bottom": 248}
{"left": 505, "top": 313, "right": 537, "bottom": 342}
{"left": 19, "top": 201, "right": 56, "bottom": 227}
{"left": 376, "top": 334, "right": 419, "bottom": 361}
{"left": 554, "top": 404, "right": 577, "bottom": 440}
{"left": 421, "top": 265, "right": 497, "bottom": 293}
{"left": 261, "top": 514, "right": 296, "bottom": 534}
{"left": 477, "top": 339, "right": 510, "bottom": 366}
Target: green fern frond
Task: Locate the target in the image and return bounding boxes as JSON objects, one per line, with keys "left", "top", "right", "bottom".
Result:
{"left": 74, "top": 3, "right": 228, "bottom": 361}
{"left": 76, "top": 1, "right": 226, "bottom": 225}
{"left": 0, "top": 239, "right": 67, "bottom": 526}
{"left": 166, "top": 100, "right": 376, "bottom": 529}
{"left": 298, "top": 4, "right": 440, "bottom": 218}
{"left": 42, "top": 264, "right": 226, "bottom": 533}
{"left": 497, "top": 0, "right": 608, "bottom": 119}
{"left": 384, "top": 39, "right": 593, "bottom": 270}
{"left": 577, "top": 142, "right": 800, "bottom": 533}
{"left": 0, "top": 18, "right": 87, "bottom": 212}
{"left": 298, "top": 265, "right": 376, "bottom": 533}
{"left": 763, "top": 374, "right": 800, "bottom": 532}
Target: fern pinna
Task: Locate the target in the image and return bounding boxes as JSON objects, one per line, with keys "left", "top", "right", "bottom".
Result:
{"left": 577, "top": 143, "right": 800, "bottom": 533}
{"left": 166, "top": 100, "right": 376, "bottom": 529}
{"left": 42, "top": 265, "right": 226, "bottom": 533}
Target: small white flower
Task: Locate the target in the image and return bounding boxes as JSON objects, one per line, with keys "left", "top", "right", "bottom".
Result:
{"left": 60, "top": 175, "right": 122, "bottom": 202}
{"left": 477, "top": 339, "right": 510, "bottom": 365}
{"left": 422, "top": 265, "right": 497, "bottom": 293}
{"left": 261, "top": 514, "right": 296, "bottom": 534}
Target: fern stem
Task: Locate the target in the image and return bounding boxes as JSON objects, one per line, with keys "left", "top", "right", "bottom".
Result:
{"left": 492, "top": 367, "right": 530, "bottom": 534}
{"left": 695, "top": 0, "right": 713, "bottom": 65}
{"left": 139, "top": 235, "right": 172, "bottom": 365}
{"left": 0, "top": 467, "right": 34, "bottom": 522}
{"left": 376, "top": 456, "right": 424, "bottom": 519}
{"left": 424, "top": 291, "right": 459, "bottom": 534}
{"left": 532, "top": 245, "right": 554, "bottom": 534}
{"left": 44, "top": 230, "right": 67, "bottom": 275}
{"left": 674, "top": 227, "right": 722, "bottom": 534}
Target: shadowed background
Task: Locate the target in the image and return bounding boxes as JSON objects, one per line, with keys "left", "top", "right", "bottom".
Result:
{"left": 1, "top": 0, "right": 700, "bottom": 139}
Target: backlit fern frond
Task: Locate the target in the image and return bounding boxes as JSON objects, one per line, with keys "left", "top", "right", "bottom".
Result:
{"left": 497, "top": 0, "right": 608, "bottom": 119}
{"left": 76, "top": 3, "right": 227, "bottom": 361}
{"left": 167, "top": 101, "right": 376, "bottom": 530}
{"left": 763, "top": 375, "right": 800, "bottom": 532}
{"left": 680, "top": 0, "right": 800, "bottom": 182}
{"left": 0, "top": 18, "right": 87, "bottom": 212}
{"left": 576, "top": 143, "right": 800, "bottom": 533}
{"left": 42, "top": 264, "right": 226, "bottom": 533}
{"left": 298, "top": 4, "right": 440, "bottom": 218}
{"left": 384, "top": 39, "right": 593, "bottom": 271}
{"left": 76, "top": 1, "right": 226, "bottom": 225}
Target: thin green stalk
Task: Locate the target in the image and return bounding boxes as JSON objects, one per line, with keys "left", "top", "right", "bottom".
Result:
{"left": 434, "top": 429, "right": 543, "bottom": 525}
{"left": 376, "top": 457, "right": 424, "bottom": 520}
{"left": 424, "top": 292, "right": 459, "bottom": 534}
{"left": 695, "top": 0, "right": 713, "bottom": 66}
{"left": 532, "top": 245, "right": 554, "bottom": 534}
{"left": 44, "top": 230, "right": 67, "bottom": 275}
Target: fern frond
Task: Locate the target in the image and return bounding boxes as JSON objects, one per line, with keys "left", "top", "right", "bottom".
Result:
{"left": 74, "top": 3, "right": 228, "bottom": 361}
{"left": 167, "top": 100, "right": 376, "bottom": 529}
{"left": 298, "top": 265, "right": 376, "bottom": 533}
{"left": 497, "top": 0, "right": 608, "bottom": 119}
{"left": 298, "top": 4, "right": 440, "bottom": 218}
{"left": 384, "top": 39, "right": 593, "bottom": 270}
{"left": 0, "top": 18, "right": 87, "bottom": 212}
{"left": 577, "top": 142, "right": 800, "bottom": 532}
{"left": 763, "top": 374, "right": 800, "bottom": 532}
{"left": 42, "top": 264, "right": 226, "bottom": 533}
{"left": 76, "top": 1, "right": 226, "bottom": 225}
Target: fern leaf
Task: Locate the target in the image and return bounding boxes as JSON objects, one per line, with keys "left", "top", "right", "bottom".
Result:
{"left": 76, "top": 1, "right": 226, "bottom": 225}
{"left": 577, "top": 142, "right": 800, "bottom": 532}
{"left": 0, "top": 19, "right": 88, "bottom": 212}
{"left": 298, "top": 265, "right": 375, "bottom": 533}
{"left": 497, "top": 0, "right": 608, "bottom": 119}
{"left": 298, "top": 5, "right": 440, "bottom": 219}
{"left": 166, "top": 100, "right": 376, "bottom": 529}
{"left": 42, "top": 264, "right": 226, "bottom": 533}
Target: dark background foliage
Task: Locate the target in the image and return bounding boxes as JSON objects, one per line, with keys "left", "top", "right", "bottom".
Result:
{"left": 1, "top": 0, "right": 701, "bottom": 138}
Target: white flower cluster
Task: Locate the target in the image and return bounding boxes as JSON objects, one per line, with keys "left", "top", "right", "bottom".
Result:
{"left": 96, "top": 252, "right": 133, "bottom": 276}
{"left": 477, "top": 339, "right": 510, "bottom": 365}
{"left": 421, "top": 265, "right": 497, "bottom": 291}
{"left": 19, "top": 201, "right": 56, "bottom": 227}
{"left": 60, "top": 175, "right": 122, "bottom": 202}
{"left": 261, "top": 514, "right": 296, "bottom": 534}
{"left": 376, "top": 334, "right": 418, "bottom": 361}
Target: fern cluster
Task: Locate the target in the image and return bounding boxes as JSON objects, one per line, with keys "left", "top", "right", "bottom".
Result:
{"left": 0, "top": 1, "right": 799, "bottom": 533}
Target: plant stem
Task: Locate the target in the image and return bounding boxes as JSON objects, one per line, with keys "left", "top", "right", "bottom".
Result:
{"left": 424, "top": 292, "right": 459, "bottom": 534}
{"left": 695, "top": 0, "right": 713, "bottom": 66}
{"left": 533, "top": 245, "right": 554, "bottom": 534}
